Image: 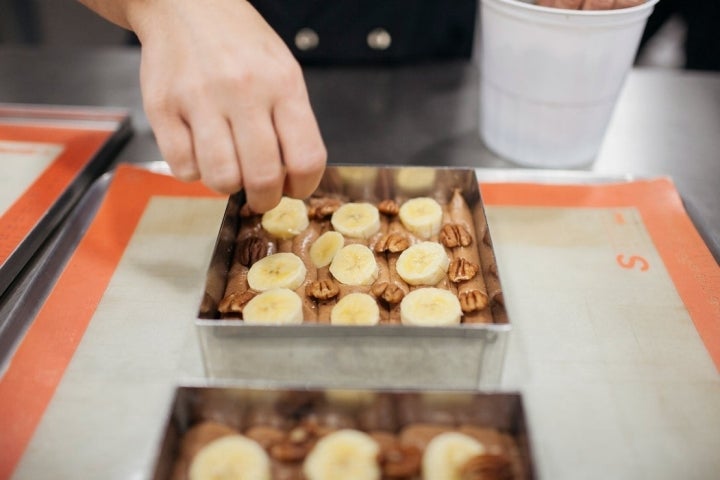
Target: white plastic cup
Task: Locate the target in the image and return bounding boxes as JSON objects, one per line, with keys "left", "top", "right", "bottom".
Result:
{"left": 479, "top": 0, "right": 659, "bottom": 168}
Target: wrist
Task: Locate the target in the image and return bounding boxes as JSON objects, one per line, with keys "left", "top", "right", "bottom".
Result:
{"left": 124, "top": 0, "right": 233, "bottom": 43}
{"left": 124, "top": 0, "right": 164, "bottom": 44}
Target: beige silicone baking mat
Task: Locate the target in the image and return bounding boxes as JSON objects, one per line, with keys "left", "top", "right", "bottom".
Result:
{"left": 1, "top": 164, "right": 718, "bottom": 479}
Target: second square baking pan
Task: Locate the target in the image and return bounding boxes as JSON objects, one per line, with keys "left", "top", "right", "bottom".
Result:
{"left": 152, "top": 385, "right": 535, "bottom": 479}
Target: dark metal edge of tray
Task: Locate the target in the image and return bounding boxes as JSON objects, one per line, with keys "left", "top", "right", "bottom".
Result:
{"left": 0, "top": 115, "right": 132, "bottom": 373}
{"left": 0, "top": 112, "right": 133, "bottom": 297}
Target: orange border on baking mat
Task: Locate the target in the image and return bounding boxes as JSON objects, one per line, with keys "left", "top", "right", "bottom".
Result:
{"left": 0, "top": 165, "right": 220, "bottom": 479}
{"left": 1, "top": 170, "right": 717, "bottom": 477}
{"left": 0, "top": 125, "right": 114, "bottom": 264}
{"left": 480, "top": 178, "right": 720, "bottom": 372}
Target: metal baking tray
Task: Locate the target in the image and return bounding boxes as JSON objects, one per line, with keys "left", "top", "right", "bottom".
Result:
{"left": 196, "top": 166, "right": 510, "bottom": 389}
{"left": 0, "top": 103, "right": 132, "bottom": 298}
{"left": 151, "top": 384, "right": 535, "bottom": 480}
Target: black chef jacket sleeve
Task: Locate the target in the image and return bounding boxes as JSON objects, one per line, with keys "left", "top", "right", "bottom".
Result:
{"left": 250, "top": 0, "right": 477, "bottom": 65}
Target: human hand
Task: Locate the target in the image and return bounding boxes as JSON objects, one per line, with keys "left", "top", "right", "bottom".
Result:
{"left": 536, "top": 0, "right": 645, "bottom": 9}
{"left": 126, "top": 0, "right": 326, "bottom": 212}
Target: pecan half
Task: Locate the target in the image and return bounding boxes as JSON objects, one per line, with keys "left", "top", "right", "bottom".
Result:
{"left": 218, "top": 291, "right": 255, "bottom": 314}
{"left": 371, "top": 282, "right": 405, "bottom": 304}
{"left": 269, "top": 426, "right": 318, "bottom": 462}
{"left": 370, "top": 282, "right": 405, "bottom": 305}
{"left": 374, "top": 233, "right": 410, "bottom": 253}
{"left": 440, "top": 223, "right": 473, "bottom": 248}
{"left": 448, "top": 258, "right": 479, "bottom": 283}
{"left": 459, "top": 453, "right": 514, "bottom": 480}
{"left": 237, "top": 236, "right": 268, "bottom": 267}
{"left": 308, "top": 197, "right": 342, "bottom": 220}
{"left": 382, "top": 284, "right": 405, "bottom": 304}
{"left": 306, "top": 279, "right": 340, "bottom": 300}
{"left": 378, "top": 199, "right": 400, "bottom": 216}
{"left": 459, "top": 290, "right": 489, "bottom": 313}
{"left": 371, "top": 281, "right": 389, "bottom": 298}
{"left": 270, "top": 440, "right": 312, "bottom": 463}
{"left": 379, "top": 444, "right": 422, "bottom": 478}
{"left": 244, "top": 425, "right": 285, "bottom": 451}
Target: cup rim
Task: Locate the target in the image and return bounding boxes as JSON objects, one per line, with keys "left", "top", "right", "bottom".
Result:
{"left": 483, "top": 0, "right": 660, "bottom": 17}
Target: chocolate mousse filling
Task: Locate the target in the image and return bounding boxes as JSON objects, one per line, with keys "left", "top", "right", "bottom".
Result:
{"left": 218, "top": 189, "right": 502, "bottom": 325}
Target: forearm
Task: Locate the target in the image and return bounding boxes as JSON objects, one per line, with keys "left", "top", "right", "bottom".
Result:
{"left": 77, "top": 0, "right": 158, "bottom": 38}
{"left": 77, "top": 0, "right": 136, "bottom": 30}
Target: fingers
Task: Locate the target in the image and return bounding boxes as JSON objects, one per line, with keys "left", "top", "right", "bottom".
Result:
{"left": 273, "top": 85, "right": 327, "bottom": 200}
{"left": 145, "top": 76, "right": 323, "bottom": 210}
{"left": 145, "top": 86, "right": 242, "bottom": 193}
{"left": 230, "top": 109, "right": 285, "bottom": 213}
{"left": 187, "top": 107, "right": 243, "bottom": 194}
{"left": 137, "top": 0, "right": 325, "bottom": 205}
{"left": 145, "top": 105, "right": 200, "bottom": 182}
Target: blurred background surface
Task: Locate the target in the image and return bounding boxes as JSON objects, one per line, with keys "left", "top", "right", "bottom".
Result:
{"left": 0, "top": 0, "right": 716, "bottom": 71}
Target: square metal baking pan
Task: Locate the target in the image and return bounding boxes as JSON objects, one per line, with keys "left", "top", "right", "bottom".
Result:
{"left": 196, "top": 166, "right": 510, "bottom": 389}
{"left": 151, "top": 384, "right": 535, "bottom": 480}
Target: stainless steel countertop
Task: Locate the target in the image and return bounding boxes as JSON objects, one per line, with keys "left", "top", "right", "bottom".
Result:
{"left": 1, "top": 46, "right": 718, "bottom": 257}
{"left": 1, "top": 46, "right": 719, "bottom": 480}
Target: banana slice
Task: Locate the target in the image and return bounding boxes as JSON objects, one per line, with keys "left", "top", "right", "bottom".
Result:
{"left": 303, "top": 429, "right": 381, "bottom": 480}
{"left": 329, "top": 244, "right": 379, "bottom": 286}
{"left": 310, "top": 231, "right": 345, "bottom": 268}
{"left": 421, "top": 432, "right": 485, "bottom": 480}
{"left": 337, "top": 166, "right": 379, "bottom": 186}
{"left": 189, "top": 434, "right": 272, "bottom": 480}
{"left": 330, "top": 292, "right": 380, "bottom": 326}
{"left": 395, "top": 167, "right": 437, "bottom": 196}
{"left": 400, "top": 287, "right": 462, "bottom": 326}
{"left": 242, "top": 288, "right": 303, "bottom": 325}
{"left": 398, "top": 197, "right": 443, "bottom": 240}
{"left": 261, "top": 196, "right": 309, "bottom": 239}
{"left": 247, "top": 252, "right": 307, "bottom": 291}
{"left": 395, "top": 242, "right": 449, "bottom": 286}
{"left": 331, "top": 203, "right": 381, "bottom": 239}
